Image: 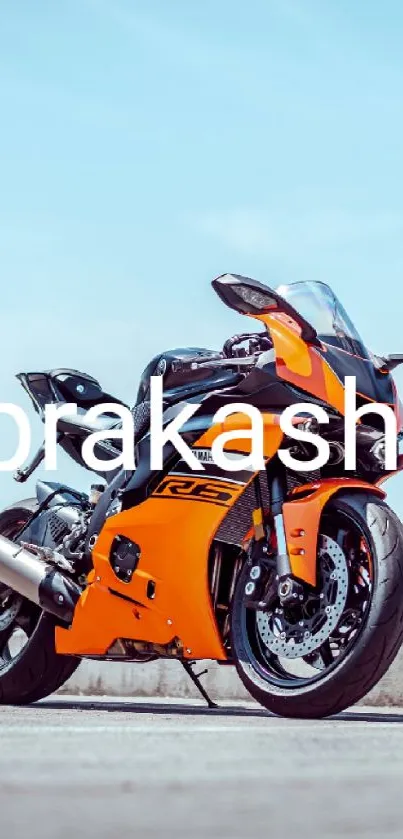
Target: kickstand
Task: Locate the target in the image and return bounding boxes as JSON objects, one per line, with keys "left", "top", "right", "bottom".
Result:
{"left": 181, "top": 660, "right": 218, "bottom": 709}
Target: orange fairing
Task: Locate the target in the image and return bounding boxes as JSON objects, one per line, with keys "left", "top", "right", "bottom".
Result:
{"left": 55, "top": 414, "right": 285, "bottom": 659}
{"left": 196, "top": 411, "right": 284, "bottom": 456}
{"left": 254, "top": 312, "right": 346, "bottom": 415}
{"left": 283, "top": 478, "right": 385, "bottom": 587}
{"left": 56, "top": 488, "right": 242, "bottom": 660}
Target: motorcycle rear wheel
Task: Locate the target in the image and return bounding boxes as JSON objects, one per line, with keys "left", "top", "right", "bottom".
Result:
{"left": 0, "top": 500, "right": 79, "bottom": 705}
{"left": 231, "top": 492, "right": 403, "bottom": 718}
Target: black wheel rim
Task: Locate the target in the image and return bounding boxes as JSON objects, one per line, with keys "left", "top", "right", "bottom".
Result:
{"left": 0, "top": 518, "right": 41, "bottom": 671}
{"left": 240, "top": 509, "right": 373, "bottom": 689}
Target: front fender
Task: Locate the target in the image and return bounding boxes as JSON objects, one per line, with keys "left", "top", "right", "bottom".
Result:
{"left": 283, "top": 478, "right": 385, "bottom": 587}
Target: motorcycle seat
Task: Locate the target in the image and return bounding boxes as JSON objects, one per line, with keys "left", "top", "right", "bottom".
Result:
{"left": 52, "top": 349, "right": 239, "bottom": 445}
{"left": 55, "top": 402, "right": 151, "bottom": 442}
{"left": 56, "top": 406, "right": 122, "bottom": 436}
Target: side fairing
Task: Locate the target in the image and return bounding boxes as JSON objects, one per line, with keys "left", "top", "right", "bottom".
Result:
{"left": 55, "top": 415, "right": 284, "bottom": 659}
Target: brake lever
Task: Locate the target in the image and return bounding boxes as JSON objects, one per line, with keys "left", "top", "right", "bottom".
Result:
{"left": 170, "top": 355, "right": 223, "bottom": 373}
{"left": 194, "top": 355, "right": 259, "bottom": 369}
{"left": 171, "top": 355, "right": 258, "bottom": 373}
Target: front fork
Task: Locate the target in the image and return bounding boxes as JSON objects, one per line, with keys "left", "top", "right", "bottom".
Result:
{"left": 243, "top": 473, "right": 305, "bottom": 610}
{"left": 270, "top": 476, "right": 292, "bottom": 578}
{"left": 243, "top": 475, "right": 387, "bottom": 607}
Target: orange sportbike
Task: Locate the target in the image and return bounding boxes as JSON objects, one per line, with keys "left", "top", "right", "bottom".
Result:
{"left": 1, "top": 275, "right": 403, "bottom": 717}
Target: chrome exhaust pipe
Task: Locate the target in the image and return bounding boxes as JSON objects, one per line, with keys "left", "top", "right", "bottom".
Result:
{"left": 0, "top": 535, "right": 82, "bottom": 623}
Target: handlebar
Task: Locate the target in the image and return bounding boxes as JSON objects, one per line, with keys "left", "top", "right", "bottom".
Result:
{"left": 170, "top": 332, "right": 273, "bottom": 375}
{"left": 223, "top": 331, "right": 273, "bottom": 358}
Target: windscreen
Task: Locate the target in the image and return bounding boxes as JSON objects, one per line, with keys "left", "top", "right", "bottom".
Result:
{"left": 276, "top": 280, "right": 369, "bottom": 359}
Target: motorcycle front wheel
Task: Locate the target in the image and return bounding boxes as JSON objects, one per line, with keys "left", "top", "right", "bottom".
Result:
{"left": 231, "top": 492, "right": 403, "bottom": 718}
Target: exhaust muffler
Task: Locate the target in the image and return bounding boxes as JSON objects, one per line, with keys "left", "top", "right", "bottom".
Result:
{"left": 0, "top": 535, "right": 82, "bottom": 623}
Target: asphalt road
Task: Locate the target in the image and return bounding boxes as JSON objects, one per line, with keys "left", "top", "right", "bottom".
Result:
{"left": 1, "top": 697, "right": 403, "bottom": 839}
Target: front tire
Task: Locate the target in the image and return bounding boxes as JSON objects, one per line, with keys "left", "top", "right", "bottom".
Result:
{"left": 231, "top": 492, "right": 403, "bottom": 718}
{"left": 0, "top": 501, "right": 79, "bottom": 705}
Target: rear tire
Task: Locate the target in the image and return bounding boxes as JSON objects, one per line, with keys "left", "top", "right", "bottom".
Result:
{"left": 231, "top": 492, "right": 403, "bottom": 718}
{"left": 0, "top": 501, "right": 79, "bottom": 705}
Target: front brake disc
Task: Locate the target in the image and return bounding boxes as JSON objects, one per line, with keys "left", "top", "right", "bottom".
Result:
{"left": 256, "top": 535, "right": 349, "bottom": 660}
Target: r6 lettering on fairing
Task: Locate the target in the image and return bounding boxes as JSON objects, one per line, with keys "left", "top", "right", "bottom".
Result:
{"left": 153, "top": 477, "right": 237, "bottom": 505}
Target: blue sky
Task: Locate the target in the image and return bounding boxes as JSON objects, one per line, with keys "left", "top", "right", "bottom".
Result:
{"left": 0, "top": 0, "right": 403, "bottom": 511}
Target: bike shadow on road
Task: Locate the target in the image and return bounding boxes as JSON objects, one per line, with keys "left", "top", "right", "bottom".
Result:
{"left": 334, "top": 709, "right": 403, "bottom": 724}
{"left": 33, "top": 697, "right": 273, "bottom": 718}
{"left": 30, "top": 697, "right": 403, "bottom": 723}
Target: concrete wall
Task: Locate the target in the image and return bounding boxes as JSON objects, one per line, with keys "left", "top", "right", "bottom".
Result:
{"left": 60, "top": 647, "right": 403, "bottom": 706}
